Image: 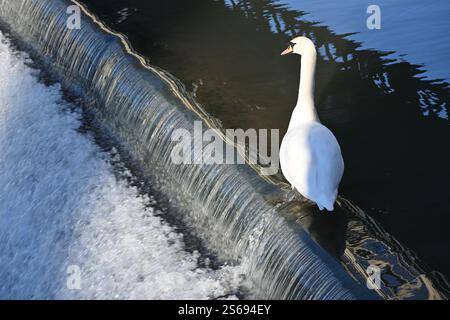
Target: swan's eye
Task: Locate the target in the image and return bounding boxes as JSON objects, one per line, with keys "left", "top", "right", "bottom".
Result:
{"left": 289, "top": 42, "right": 296, "bottom": 48}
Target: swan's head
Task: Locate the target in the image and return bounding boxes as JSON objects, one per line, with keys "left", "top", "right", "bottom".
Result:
{"left": 281, "top": 36, "right": 316, "bottom": 56}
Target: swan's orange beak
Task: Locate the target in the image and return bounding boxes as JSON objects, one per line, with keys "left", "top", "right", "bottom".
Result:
{"left": 281, "top": 45, "right": 293, "bottom": 56}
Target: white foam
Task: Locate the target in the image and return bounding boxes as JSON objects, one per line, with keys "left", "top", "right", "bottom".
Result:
{"left": 0, "top": 31, "right": 245, "bottom": 300}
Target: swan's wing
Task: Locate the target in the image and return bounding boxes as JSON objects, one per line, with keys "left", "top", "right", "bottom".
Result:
{"left": 280, "top": 126, "right": 315, "bottom": 196}
{"left": 309, "top": 125, "right": 344, "bottom": 195}
{"left": 280, "top": 124, "right": 344, "bottom": 204}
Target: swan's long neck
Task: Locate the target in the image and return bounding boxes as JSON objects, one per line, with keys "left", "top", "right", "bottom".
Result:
{"left": 288, "top": 47, "right": 319, "bottom": 131}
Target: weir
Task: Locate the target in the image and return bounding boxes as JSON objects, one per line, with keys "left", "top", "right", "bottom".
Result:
{"left": 0, "top": 0, "right": 444, "bottom": 300}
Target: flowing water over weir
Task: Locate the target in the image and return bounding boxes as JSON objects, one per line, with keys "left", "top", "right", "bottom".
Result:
{"left": 0, "top": 32, "right": 247, "bottom": 299}
{"left": 0, "top": 0, "right": 447, "bottom": 299}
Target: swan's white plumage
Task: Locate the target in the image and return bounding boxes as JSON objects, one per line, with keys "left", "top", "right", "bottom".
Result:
{"left": 280, "top": 36, "right": 344, "bottom": 211}
{"left": 280, "top": 123, "right": 344, "bottom": 211}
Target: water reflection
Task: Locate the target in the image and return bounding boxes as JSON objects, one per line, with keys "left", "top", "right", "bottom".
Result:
{"left": 79, "top": 0, "right": 450, "bottom": 295}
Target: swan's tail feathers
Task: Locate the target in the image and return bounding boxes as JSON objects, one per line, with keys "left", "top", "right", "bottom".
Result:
{"left": 317, "top": 202, "right": 334, "bottom": 212}
{"left": 317, "top": 192, "right": 338, "bottom": 212}
{"left": 315, "top": 201, "right": 334, "bottom": 211}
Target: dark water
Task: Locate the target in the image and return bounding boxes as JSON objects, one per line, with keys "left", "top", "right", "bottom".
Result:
{"left": 78, "top": 0, "right": 450, "bottom": 280}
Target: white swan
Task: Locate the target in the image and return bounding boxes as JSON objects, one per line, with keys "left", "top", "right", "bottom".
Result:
{"left": 280, "top": 37, "right": 344, "bottom": 211}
